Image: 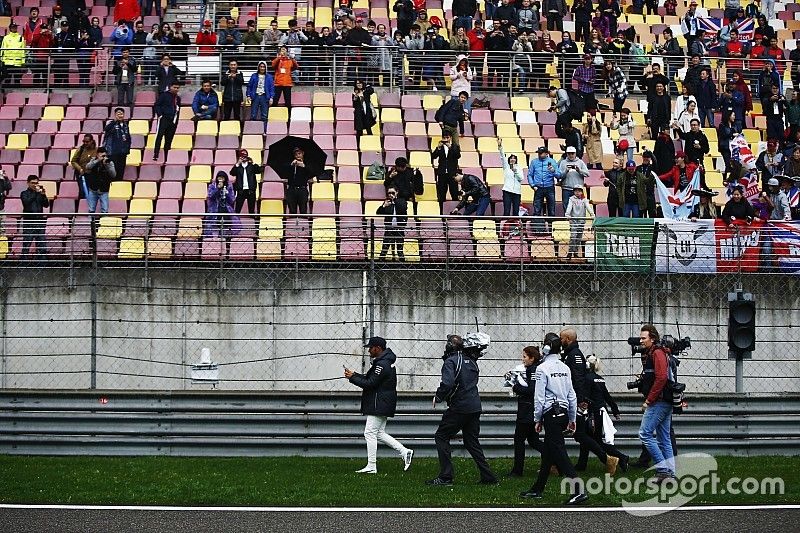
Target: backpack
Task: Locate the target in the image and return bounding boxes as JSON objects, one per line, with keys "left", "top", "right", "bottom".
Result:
{"left": 630, "top": 42, "right": 649, "bottom": 66}
{"left": 564, "top": 87, "right": 585, "bottom": 120}
{"left": 413, "top": 168, "right": 424, "bottom": 195}
{"left": 366, "top": 161, "right": 385, "bottom": 181}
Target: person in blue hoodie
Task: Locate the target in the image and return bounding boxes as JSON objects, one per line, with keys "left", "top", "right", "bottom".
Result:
{"left": 109, "top": 20, "right": 133, "bottom": 58}
{"left": 527, "top": 146, "right": 561, "bottom": 217}
{"left": 246, "top": 61, "right": 275, "bottom": 122}
{"left": 191, "top": 79, "right": 220, "bottom": 120}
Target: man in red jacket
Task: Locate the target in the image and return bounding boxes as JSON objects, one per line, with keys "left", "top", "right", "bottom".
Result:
{"left": 195, "top": 20, "right": 217, "bottom": 55}
{"left": 637, "top": 324, "right": 676, "bottom": 482}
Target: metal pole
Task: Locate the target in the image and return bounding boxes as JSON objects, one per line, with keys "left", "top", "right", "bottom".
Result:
{"left": 90, "top": 217, "right": 98, "bottom": 389}
{"left": 735, "top": 356, "right": 744, "bottom": 393}
{"left": 0, "top": 274, "right": 7, "bottom": 389}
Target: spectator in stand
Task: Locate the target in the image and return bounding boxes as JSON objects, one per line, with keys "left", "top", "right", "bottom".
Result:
{"left": 88, "top": 17, "right": 104, "bottom": 49}
{"left": 69, "top": 8, "right": 90, "bottom": 35}
{"left": 528, "top": 146, "right": 560, "bottom": 218}
{"left": 49, "top": 5, "right": 67, "bottom": 34}
{"left": 757, "top": 139, "right": 785, "bottom": 189}
{"left": 572, "top": 0, "right": 592, "bottom": 43}
{"left": 673, "top": 100, "right": 700, "bottom": 136}
{"left": 766, "top": 177, "right": 791, "bottom": 221}
{"left": 54, "top": 21, "right": 78, "bottom": 87}
{"left": 84, "top": 147, "right": 116, "bottom": 215}
{"left": 110, "top": 20, "right": 133, "bottom": 58}
{"left": 683, "top": 55, "right": 704, "bottom": 97}
{"left": 724, "top": 29, "right": 745, "bottom": 73}
{"left": 731, "top": 70, "right": 753, "bottom": 119}
{"left": 591, "top": 8, "right": 610, "bottom": 40}
{"left": 559, "top": 147, "right": 590, "bottom": 208}
{"left": 603, "top": 158, "right": 624, "bottom": 216}
{"left": 352, "top": 79, "right": 377, "bottom": 137}
{"left": 103, "top": 107, "right": 131, "bottom": 181}
{"left": 689, "top": 189, "right": 719, "bottom": 220}
{"left": 485, "top": 0, "right": 499, "bottom": 21}
{"left": 432, "top": 131, "right": 462, "bottom": 203}
{"left": 498, "top": 138, "right": 525, "bottom": 217}
{"left": 20, "top": 175, "right": 49, "bottom": 258}
{"left": 512, "top": 33, "right": 534, "bottom": 93}
{"left": 205, "top": 171, "right": 238, "bottom": 238}
{"left": 451, "top": 27, "right": 470, "bottom": 53}
{"left": 230, "top": 149, "right": 262, "bottom": 215}
{"left": 641, "top": 63, "right": 670, "bottom": 105}
{"left": 681, "top": 0, "right": 700, "bottom": 53}
{"left": 272, "top": 46, "right": 298, "bottom": 111}
{"left": 393, "top": 0, "right": 417, "bottom": 36}
{"left": 573, "top": 53, "right": 597, "bottom": 112}
{"left": 450, "top": 56, "right": 474, "bottom": 111}
{"left": 404, "top": 24, "right": 425, "bottom": 87}
{"left": 421, "top": 24, "right": 450, "bottom": 91}
{"left": 153, "top": 82, "right": 181, "bottom": 161}
{"left": 221, "top": 60, "right": 244, "bottom": 121}
{"left": 542, "top": 0, "right": 566, "bottom": 32}
{"left": 196, "top": 20, "right": 217, "bottom": 55}
{"left": 787, "top": 91, "right": 800, "bottom": 140}
{"left": 247, "top": 61, "right": 275, "bottom": 123}
{"left": 241, "top": 20, "right": 263, "bottom": 70}
{"left": 689, "top": 29, "right": 710, "bottom": 65}
{"left": 70, "top": 134, "right": 97, "bottom": 195}
{"left": 155, "top": 54, "right": 183, "bottom": 93}
{"left": 599, "top": 0, "right": 621, "bottom": 36}
{"left": 0, "top": 168, "right": 9, "bottom": 235}
{"left": 638, "top": 151, "right": 659, "bottom": 218}
{"left": 603, "top": 60, "right": 628, "bottom": 114}
{"left": 718, "top": 111, "right": 742, "bottom": 180}
{"left": 452, "top": 0, "right": 478, "bottom": 34}
{"left": 29, "top": 23, "right": 55, "bottom": 86}
{"left": 785, "top": 147, "right": 800, "bottom": 177}
{"left": 371, "top": 24, "right": 393, "bottom": 86}
{"left": 112, "top": 49, "right": 137, "bottom": 107}
{"left": 695, "top": 70, "right": 718, "bottom": 127}
{"left": 217, "top": 17, "right": 242, "bottom": 63}
{"left": 131, "top": 19, "right": 147, "bottom": 60}
{"left": 560, "top": 121, "right": 584, "bottom": 158}
{"left": 790, "top": 46, "right": 800, "bottom": 92}
{"left": 721, "top": 186, "right": 755, "bottom": 226}
{"left": 262, "top": 19, "right": 283, "bottom": 55}
{"left": 496, "top": 0, "right": 520, "bottom": 28}
{"left": 659, "top": 151, "right": 698, "bottom": 192}
{"left": 517, "top": 0, "right": 540, "bottom": 35}
{"left": 617, "top": 160, "right": 651, "bottom": 218}
{"left": 435, "top": 91, "right": 468, "bottom": 148}
{"left": 192, "top": 79, "right": 220, "bottom": 121}
{"left": 466, "top": 20, "right": 486, "bottom": 86}
{"left": 22, "top": 7, "right": 44, "bottom": 44}
{"left": 673, "top": 83, "right": 697, "bottom": 124}
{"left": 757, "top": 61, "right": 782, "bottom": 100}
{"left": 565, "top": 186, "right": 594, "bottom": 259}
{"left": 762, "top": 83, "right": 787, "bottom": 143}
{"left": 283, "top": 147, "right": 314, "bottom": 214}
{"left": 344, "top": 17, "right": 372, "bottom": 84}
{"left": 279, "top": 19, "right": 307, "bottom": 83}
{"left": 548, "top": 85, "right": 572, "bottom": 132}
{"left": 557, "top": 31, "right": 580, "bottom": 81}
{"left": 678, "top": 118, "right": 710, "bottom": 168}
{"left": 376, "top": 187, "right": 408, "bottom": 261}
{"left": 451, "top": 170, "right": 491, "bottom": 216}
{"left": 415, "top": 9, "right": 431, "bottom": 33}
{"left": 167, "top": 21, "right": 190, "bottom": 62}
{"left": 654, "top": 28, "right": 683, "bottom": 83}
{"left": 385, "top": 157, "right": 419, "bottom": 202}
{"left": 583, "top": 112, "right": 603, "bottom": 170}
{"left": 753, "top": 14, "right": 776, "bottom": 43}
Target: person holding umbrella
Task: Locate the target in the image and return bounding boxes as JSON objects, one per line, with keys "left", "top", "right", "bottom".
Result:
{"left": 267, "top": 136, "right": 327, "bottom": 214}
{"left": 283, "top": 147, "right": 313, "bottom": 214}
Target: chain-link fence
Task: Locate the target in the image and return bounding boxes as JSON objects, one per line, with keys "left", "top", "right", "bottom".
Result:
{"left": 0, "top": 214, "right": 797, "bottom": 395}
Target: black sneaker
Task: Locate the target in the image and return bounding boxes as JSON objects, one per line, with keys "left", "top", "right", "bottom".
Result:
{"left": 565, "top": 492, "right": 588, "bottom": 505}
{"left": 425, "top": 477, "right": 453, "bottom": 486}
{"left": 519, "top": 490, "right": 543, "bottom": 499}
{"left": 619, "top": 455, "right": 630, "bottom": 473}
{"left": 478, "top": 478, "right": 499, "bottom": 485}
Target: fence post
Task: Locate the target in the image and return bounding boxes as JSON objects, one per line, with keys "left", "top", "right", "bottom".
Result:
{"left": 332, "top": 51, "right": 337, "bottom": 93}
{"left": 647, "top": 221, "right": 660, "bottom": 326}
{"left": 0, "top": 273, "right": 6, "bottom": 389}
{"left": 90, "top": 217, "right": 98, "bottom": 390}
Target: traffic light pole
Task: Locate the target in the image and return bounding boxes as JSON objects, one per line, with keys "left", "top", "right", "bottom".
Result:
{"left": 735, "top": 356, "right": 744, "bottom": 394}
{"left": 728, "top": 289, "right": 755, "bottom": 394}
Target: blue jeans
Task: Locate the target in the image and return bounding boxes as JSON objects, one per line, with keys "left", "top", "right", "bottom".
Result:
{"left": 533, "top": 186, "right": 555, "bottom": 217}
{"left": 623, "top": 203, "right": 640, "bottom": 218}
{"left": 251, "top": 94, "right": 270, "bottom": 121}
{"left": 699, "top": 107, "right": 715, "bottom": 127}
{"left": 144, "top": 0, "right": 162, "bottom": 16}
{"left": 87, "top": 190, "right": 109, "bottom": 214}
{"left": 638, "top": 400, "right": 675, "bottom": 476}
{"left": 453, "top": 16, "right": 473, "bottom": 33}
{"left": 562, "top": 188, "right": 575, "bottom": 212}
{"left": 463, "top": 195, "right": 491, "bottom": 216}
{"left": 485, "top": 2, "right": 497, "bottom": 21}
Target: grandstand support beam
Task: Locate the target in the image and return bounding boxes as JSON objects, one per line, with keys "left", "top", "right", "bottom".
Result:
{"left": 0, "top": 275, "right": 6, "bottom": 389}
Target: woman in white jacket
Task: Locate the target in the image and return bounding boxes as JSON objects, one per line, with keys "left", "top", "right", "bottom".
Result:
{"left": 672, "top": 99, "right": 700, "bottom": 138}
{"left": 499, "top": 138, "right": 525, "bottom": 216}
{"left": 450, "top": 55, "right": 474, "bottom": 115}
{"left": 564, "top": 186, "right": 595, "bottom": 259}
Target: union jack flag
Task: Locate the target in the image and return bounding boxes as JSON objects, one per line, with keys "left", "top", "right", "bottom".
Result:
{"left": 698, "top": 17, "right": 755, "bottom": 50}
{"left": 768, "top": 222, "right": 800, "bottom": 274}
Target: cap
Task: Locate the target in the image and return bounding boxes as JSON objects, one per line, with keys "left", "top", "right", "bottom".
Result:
{"left": 690, "top": 1, "right": 698, "bottom": 5}
{"left": 768, "top": 177, "right": 779, "bottom": 186}
{"left": 573, "top": 186, "right": 584, "bottom": 192}
{"left": 61, "top": 20, "right": 69, "bottom": 26}
{"left": 675, "top": 150, "right": 686, "bottom": 158}
{"left": 566, "top": 146, "right": 577, "bottom": 153}
{"left": 8, "top": 22, "right": 17, "bottom": 29}
{"left": 364, "top": 336, "right": 387, "bottom": 349}
{"left": 691, "top": 188, "right": 718, "bottom": 198}
{"left": 238, "top": 149, "right": 249, "bottom": 157}
{"left": 536, "top": 146, "right": 548, "bottom": 154}
{"left": 175, "top": 21, "right": 183, "bottom": 25}
{"left": 203, "top": 19, "right": 212, "bottom": 26}
{"left": 626, "top": 160, "right": 637, "bottom": 168}
{"left": 617, "top": 139, "right": 629, "bottom": 151}
{"left": 779, "top": 175, "right": 794, "bottom": 182}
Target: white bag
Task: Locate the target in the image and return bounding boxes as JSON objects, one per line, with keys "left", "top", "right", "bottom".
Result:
{"left": 600, "top": 407, "right": 617, "bottom": 445}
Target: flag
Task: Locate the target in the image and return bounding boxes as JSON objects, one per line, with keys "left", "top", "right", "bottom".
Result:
{"left": 698, "top": 17, "right": 723, "bottom": 49}
{"left": 730, "top": 133, "right": 756, "bottom": 170}
{"left": 655, "top": 168, "right": 701, "bottom": 220}
{"left": 735, "top": 17, "right": 755, "bottom": 42}
{"left": 715, "top": 219, "right": 764, "bottom": 272}
{"left": 725, "top": 169, "right": 761, "bottom": 203}
{"left": 768, "top": 221, "right": 800, "bottom": 274}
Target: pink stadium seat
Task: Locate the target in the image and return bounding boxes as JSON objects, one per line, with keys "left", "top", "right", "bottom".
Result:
{"left": 138, "top": 166, "right": 162, "bottom": 182}
{"left": 336, "top": 166, "right": 360, "bottom": 183}
{"left": 193, "top": 136, "right": 217, "bottom": 149}
{"left": 284, "top": 238, "right": 310, "bottom": 260}
{"left": 202, "top": 238, "right": 226, "bottom": 260}
{"left": 20, "top": 106, "right": 43, "bottom": 120}
{"left": 289, "top": 121, "right": 311, "bottom": 135}
{"left": 313, "top": 122, "right": 335, "bottom": 135}
{"left": 261, "top": 182, "right": 285, "bottom": 199}
{"left": 0, "top": 106, "right": 19, "bottom": 120}
{"left": 174, "top": 239, "right": 200, "bottom": 259}
{"left": 4, "top": 93, "right": 25, "bottom": 106}
{"left": 82, "top": 119, "right": 105, "bottom": 134}
{"left": 228, "top": 238, "right": 255, "bottom": 260}
{"left": 381, "top": 123, "right": 404, "bottom": 136}
{"left": 53, "top": 134, "right": 77, "bottom": 148}
{"left": 27, "top": 93, "right": 48, "bottom": 106}
{"left": 151, "top": 216, "right": 178, "bottom": 236}
{"left": 311, "top": 201, "right": 336, "bottom": 214}
{"left": 379, "top": 93, "right": 401, "bottom": 107}
{"left": 71, "top": 93, "right": 91, "bottom": 106}
{"left": 49, "top": 93, "right": 69, "bottom": 106}
{"left": 41, "top": 165, "right": 65, "bottom": 182}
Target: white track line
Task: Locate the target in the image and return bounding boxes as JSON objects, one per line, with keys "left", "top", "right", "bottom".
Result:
{"left": 0, "top": 504, "right": 798, "bottom": 512}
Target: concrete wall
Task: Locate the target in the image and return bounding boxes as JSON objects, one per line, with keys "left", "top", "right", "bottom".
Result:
{"left": 0, "top": 267, "right": 797, "bottom": 394}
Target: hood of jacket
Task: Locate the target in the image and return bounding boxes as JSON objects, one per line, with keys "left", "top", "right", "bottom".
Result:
{"left": 376, "top": 348, "right": 397, "bottom": 366}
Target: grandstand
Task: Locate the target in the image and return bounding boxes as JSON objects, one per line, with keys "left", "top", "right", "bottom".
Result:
{"left": 0, "top": 0, "right": 798, "bottom": 262}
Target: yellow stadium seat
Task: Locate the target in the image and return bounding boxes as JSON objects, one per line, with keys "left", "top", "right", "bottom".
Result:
{"left": 409, "top": 151, "right": 433, "bottom": 168}
{"left": 521, "top": 185, "right": 534, "bottom": 204}
{"left": 177, "top": 217, "right": 202, "bottom": 238}
{"left": 133, "top": 181, "right": 157, "bottom": 199}
{"left": 703, "top": 128, "right": 718, "bottom": 142}
{"left": 742, "top": 129, "right": 760, "bottom": 144}
{"left": 485, "top": 168, "right": 505, "bottom": 186}
{"left": 311, "top": 240, "right": 337, "bottom": 261}
{"left": 381, "top": 108, "right": 402, "bottom": 123}
{"left": 147, "top": 237, "right": 173, "bottom": 259}
{"left": 510, "top": 97, "right": 531, "bottom": 111}
{"left": 496, "top": 123, "right": 518, "bottom": 138}
{"left": 0, "top": 235, "right": 7, "bottom": 259}
{"left": 311, "top": 182, "right": 335, "bottom": 201}
{"left": 589, "top": 186, "right": 608, "bottom": 205}
{"left": 258, "top": 217, "right": 284, "bottom": 240}
{"left": 195, "top": 121, "right": 218, "bottom": 136}
{"left": 109, "top": 181, "right": 132, "bottom": 200}
{"left": 705, "top": 171, "right": 724, "bottom": 189}
{"left": 337, "top": 183, "right": 361, "bottom": 201}
{"left": 472, "top": 220, "right": 498, "bottom": 240}
{"left": 422, "top": 94, "right": 443, "bottom": 110}
{"left": 42, "top": 106, "right": 64, "bottom": 121}
{"left": 415, "top": 201, "right": 440, "bottom": 217}
{"left": 313, "top": 7, "right": 332, "bottom": 26}
{"left": 531, "top": 239, "right": 557, "bottom": 261}
{"left": 336, "top": 150, "right": 359, "bottom": 166}
{"left": 476, "top": 240, "right": 501, "bottom": 261}
{"left": 260, "top": 199, "right": 285, "bottom": 214}
{"left": 128, "top": 119, "right": 150, "bottom": 135}
{"left": 500, "top": 138, "right": 524, "bottom": 154}
{"left": 172, "top": 134, "right": 193, "bottom": 150}
{"left": 552, "top": 220, "right": 571, "bottom": 243}
{"left": 6, "top": 133, "right": 28, "bottom": 150}
{"left": 256, "top": 239, "right": 282, "bottom": 260}
{"left": 126, "top": 149, "right": 142, "bottom": 167}
{"left": 312, "top": 106, "right": 334, "bottom": 122}
{"left": 414, "top": 183, "right": 439, "bottom": 202}
{"left": 40, "top": 181, "right": 57, "bottom": 199}
{"left": 477, "top": 137, "right": 499, "bottom": 153}
{"left": 219, "top": 120, "right": 241, "bottom": 136}
{"left": 97, "top": 216, "right": 122, "bottom": 239}
{"left": 459, "top": 151, "right": 481, "bottom": 169}
{"left": 364, "top": 200, "right": 384, "bottom": 217}
{"left": 241, "top": 135, "right": 264, "bottom": 150}
{"left": 494, "top": 110, "right": 515, "bottom": 124}
{"left": 359, "top": 135, "right": 382, "bottom": 152}
{"left": 268, "top": 106, "right": 289, "bottom": 122}
{"left": 188, "top": 165, "right": 212, "bottom": 183}
{"left": 312, "top": 218, "right": 337, "bottom": 260}
{"left": 118, "top": 237, "right": 145, "bottom": 259}
{"left": 129, "top": 199, "right": 153, "bottom": 218}
{"left": 368, "top": 238, "right": 420, "bottom": 261}
{"left": 184, "top": 181, "right": 208, "bottom": 199}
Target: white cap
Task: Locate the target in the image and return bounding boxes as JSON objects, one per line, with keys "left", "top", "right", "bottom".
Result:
{"left": 566, "top": 146, "right": 577, "bottom": 153}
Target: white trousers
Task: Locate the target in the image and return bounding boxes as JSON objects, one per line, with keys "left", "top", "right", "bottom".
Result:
{"left": 363, "top": 415, "right": 407, "bottom": 467}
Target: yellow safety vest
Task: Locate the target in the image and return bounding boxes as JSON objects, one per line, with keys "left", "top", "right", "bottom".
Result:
{"left": 1, "top": 32, "right": 26, "bottom": 67}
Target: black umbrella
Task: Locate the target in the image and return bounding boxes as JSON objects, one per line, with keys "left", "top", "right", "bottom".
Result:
{"left": 267, "top": 136, "right": 327, "bottom": 179}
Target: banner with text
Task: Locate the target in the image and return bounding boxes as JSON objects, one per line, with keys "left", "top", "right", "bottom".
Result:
{"left": 594, "top": 217, "right": 655, "bottom": 272}
{"left": 714, "top": 219, "right": 765, "bottom": 272}
{"left": 655, "top": 219, "right": 717, "bottom": 273}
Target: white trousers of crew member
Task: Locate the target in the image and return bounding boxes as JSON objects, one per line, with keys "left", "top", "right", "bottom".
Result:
{"left": 364, "top": 415, "right": 407, "bottom": 467}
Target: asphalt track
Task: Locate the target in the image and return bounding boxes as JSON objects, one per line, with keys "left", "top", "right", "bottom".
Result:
{"left": 1, "top": 505, "right": 798, "bottom": 533}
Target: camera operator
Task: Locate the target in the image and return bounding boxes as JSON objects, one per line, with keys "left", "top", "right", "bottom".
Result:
{"left": 427, "top": 334, "right": 497, "bottom": 486}
{"left": 384, "top": 157, "right": 422, "bottom": 202}
{"left": 561, "top": 328, "right": 619, "bottom": 475}
{"left": 20, "top": 175, "right": 49, "bottom": 258}
{"left": 375, "top": 187, "right": 407, "bottom": 261}
{"left": 520, "top": 333, "right": 587, "bottom": 504}
{"left": 507, "top": 346, "right": 544, "bottom": 477}
{"left": 635, "top": 324, "right": 676, "bottom": 482}
{"left": 229, "top": 149, "right": 263, "bottom": 215}
{"left": 84, "top": 147, "right": 117, "bottom": 215}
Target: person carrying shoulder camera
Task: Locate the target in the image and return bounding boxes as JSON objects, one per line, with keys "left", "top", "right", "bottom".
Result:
{"left": 637, "top": 324, "right": 676, "bottom": 482}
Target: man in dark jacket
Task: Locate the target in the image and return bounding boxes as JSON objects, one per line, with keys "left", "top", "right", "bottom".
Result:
{"left": 508, "top": 346, "right": 544, "bottom": 476}
{"left": 451, "top": 171, "right": 491, "bottom": 215}
{"left": 153, "top": 82, "right": 181, "bottom": 161}
{"left": 646, "top": 82, "right": 671, "bottom": 140}
{"left": 229, "top": 149, "right": 262, "bottom": 214}
{"left": 452, "top": 0, "right": 478, "bottom": 33}
{"left": 84, "top": 147, "right": 116, "bottom": 215}
{"left": 428, "top": 334, "right": 497, "bottom": 486}
{"left": 560, "top": 328, "right": 620, "bottom": 474}
{"left": 103, "top": 107, "right": 131, "bottom": 182}
{"left": 21, "top": 175, "right": 49, "bottom": 258}
{"left": 345, "top": 336, "right": 414, "bottom": 474}
{"left": 376, "top": 188, "right": 408, "bottom": 261}
{"left": 434, "top": 92, "right": 467, "bottom": 147}
{"left": 282, "top": 147, "right": 314, "bottom": 214}
{"left": 155, "top": 54, "right": 184, "bottom": 93}
{"left": 221, "top": 59, "right": 245, "bottom": 121}
{"left": 678, "top": 118, "right": 710, "bottom": 166}
{"left": 431, "top": 131, "right": 461, "bottom": 203}
{"left": 384, "top": 157, "right": 420, "bottom": 201}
